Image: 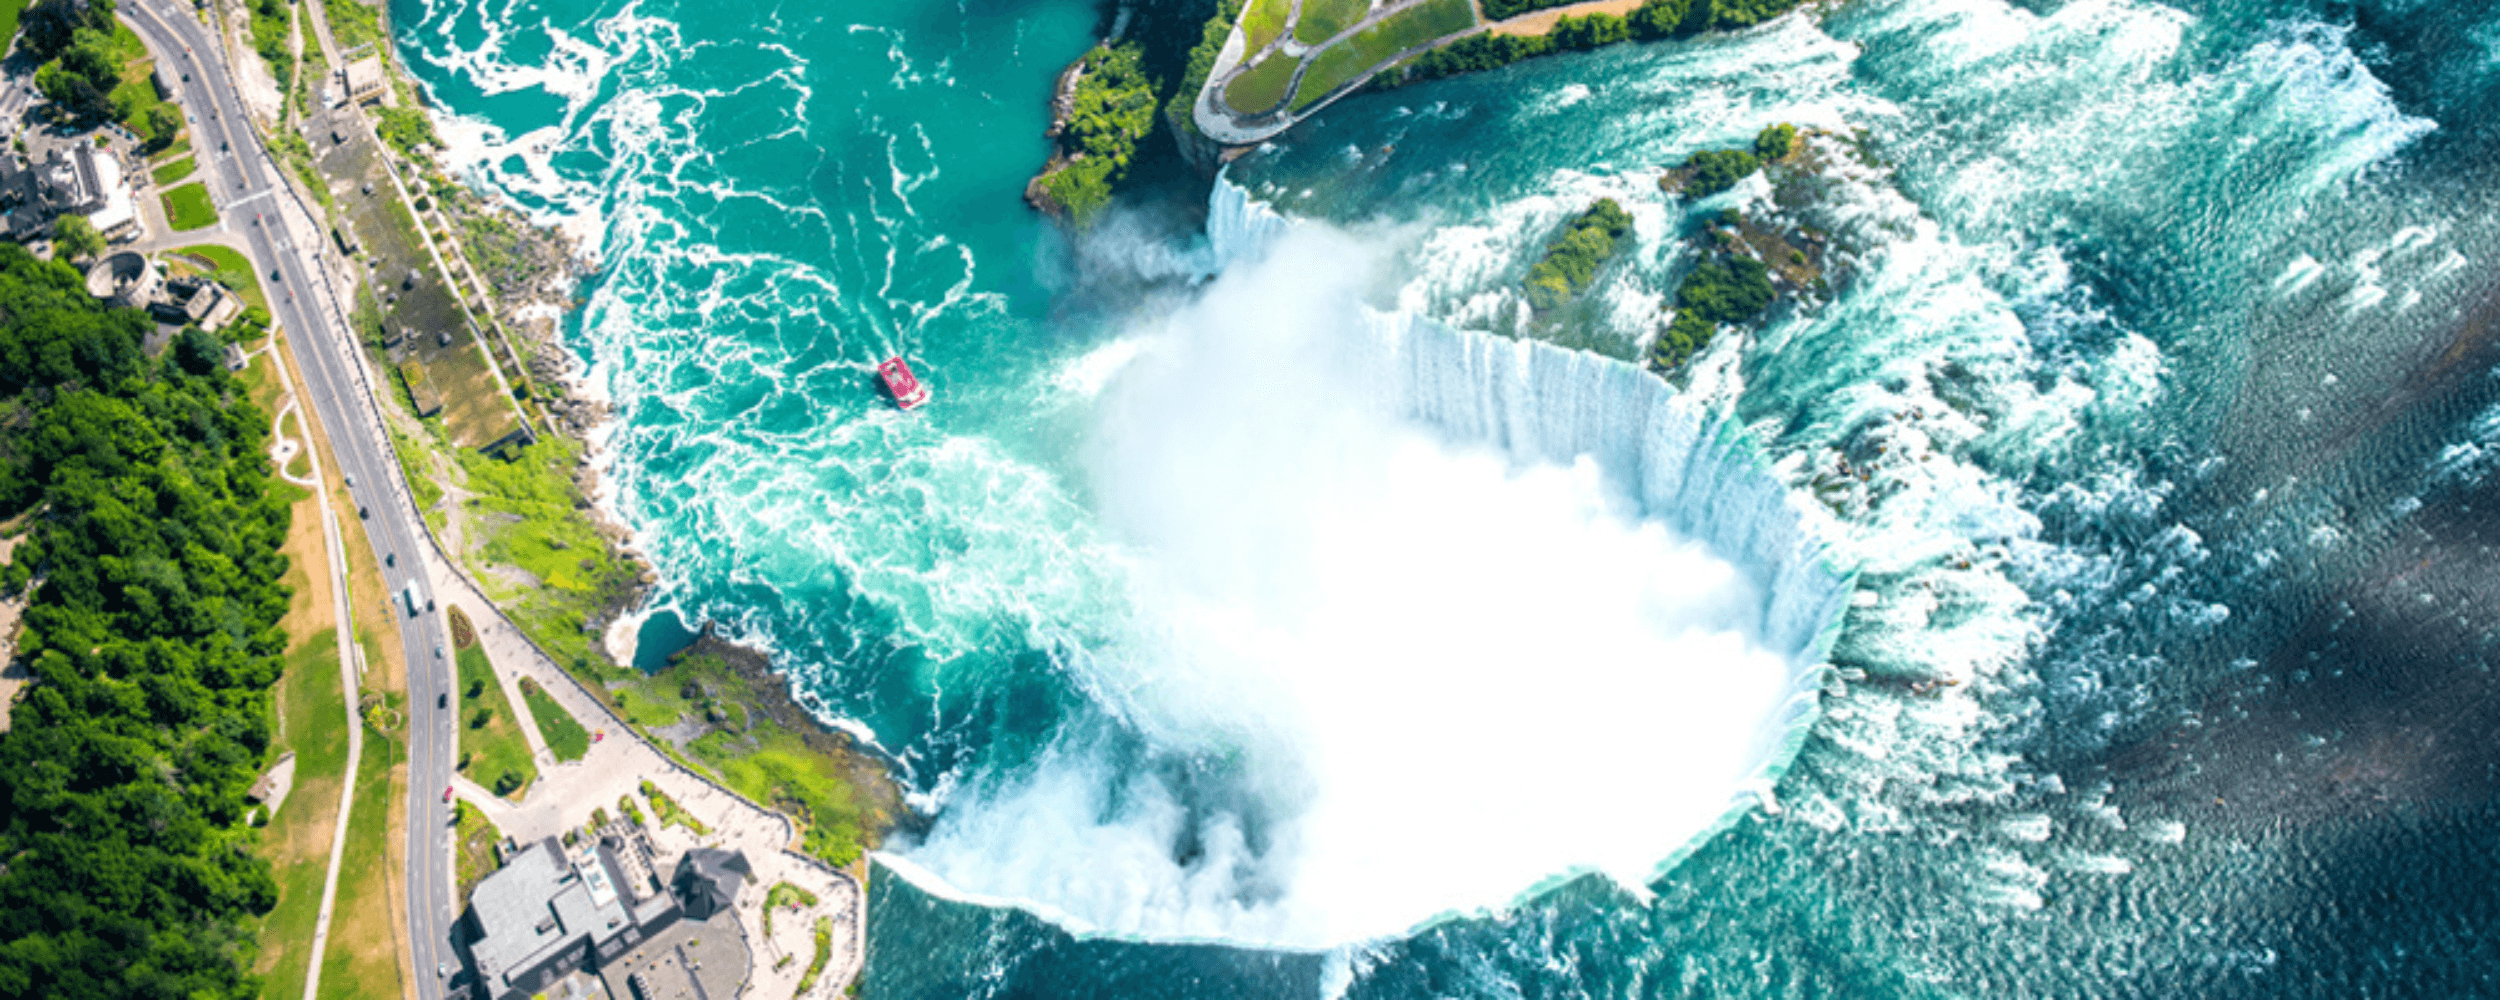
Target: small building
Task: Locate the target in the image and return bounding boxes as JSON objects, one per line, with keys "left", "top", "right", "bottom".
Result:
{"left": 339, "top": 56, "right": 388, "bottom": 105}
{"left": 156, "top": 276, "right": 245, "bottom": 331}
{"left": 85, "top": 251, "right": 160, "bottom": 311}
{"left": 669, "top": 848, "right": 749, "bottom": 922}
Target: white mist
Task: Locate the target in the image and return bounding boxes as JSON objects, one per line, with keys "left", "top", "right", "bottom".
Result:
{"left": 895, "top": 222, "right": 1837, "bottom": 949}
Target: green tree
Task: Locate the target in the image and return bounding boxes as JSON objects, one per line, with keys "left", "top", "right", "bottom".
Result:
{"left": 50, "top": 214, "right": 104, "bottom": 261}
{"left": 21, "top": 0, "right": 108, "bottom": 60}
{"left": 146, "top": 104, "right": 183, "bottom": 150}
{"left": 1683, "top": 148, "right": 1761, "bottom": 198}
{"left": 1755, "top": 122, "right": 1797, "bottom": 160}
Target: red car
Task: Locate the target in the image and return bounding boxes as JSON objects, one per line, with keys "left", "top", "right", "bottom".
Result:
{"left": 877, "top": 356, "right": 930, "bottom": 410}
{"left": 443, "top": 785, "right": 454, "bottom": 803}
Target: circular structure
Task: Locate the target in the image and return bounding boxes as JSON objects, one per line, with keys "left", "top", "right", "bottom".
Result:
{"left": 84, "top": 251, "right": 158, "bottom": 311}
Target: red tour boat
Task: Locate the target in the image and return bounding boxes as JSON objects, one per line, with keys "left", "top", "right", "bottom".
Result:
{"left": 877, "top": 355, "right": 931, "bottom": 410}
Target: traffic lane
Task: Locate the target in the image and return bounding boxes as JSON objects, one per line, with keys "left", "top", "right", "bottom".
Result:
{"left": 127, "top": 9, "right": 459, "bottom": 988}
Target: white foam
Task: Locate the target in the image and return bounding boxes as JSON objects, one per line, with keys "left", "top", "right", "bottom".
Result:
{"left": 898, "top": 214, "right": 1849, "bottom": 949}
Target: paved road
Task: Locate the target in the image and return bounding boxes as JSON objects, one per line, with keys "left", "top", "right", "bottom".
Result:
{"left": 115, "top": 4, "right": 464, "bottom": 997}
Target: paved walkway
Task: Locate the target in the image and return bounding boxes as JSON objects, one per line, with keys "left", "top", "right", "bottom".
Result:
{"left": 429, "top": 557, "right": 868, "bottom": 996}
{"left": 249, "top": 332, "right": 369, "bottom": 1000}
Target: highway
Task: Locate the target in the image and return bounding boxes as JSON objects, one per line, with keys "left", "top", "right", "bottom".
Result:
{"left": 115, "top": 4, "right": 464, "bottom": 997}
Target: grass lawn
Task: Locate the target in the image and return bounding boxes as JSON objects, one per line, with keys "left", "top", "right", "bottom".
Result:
{"left": 252, "top": 630, "right": 351, "bottom": 1000}
{"left": 1239, "top": 0, "right": 1290, "bottom": 51}
{"left": 320, "top": 0, "right": 384, "bottom": 49}
{"left": 453, "top": 635, "right": 538, "bottom": 798}
{"left": 518, "top": 677, "right": 591, "bottom": 762}
{"left": 1296, "top": 0, "right": 1477, "bottom": 108}
{"left": 452, "top": 800, "right": 503, "bottom": 908}
{"left": 1293, "top": 0, "right": 1370, "bottom": 45}
{"left": 313, "top": 725, "right": 407, "bottom": 1000}
{"left": 1224, "top": 53, "right": 1301, "bottom": 115}
{"left": 168, "top": 243, "right": 265, "bottom": 310}
{"left": 152, "top": 156, "right": 197, "bottom": 185}
{"left": 763, "top": 882, "right": 820, "bottom": 937}
{"left": 0, "top": 0, "right": 30, "bottom": 50}
{"left": 693, "top": 727, "right": 869, "bottom": 866}
{"left": 453, "top": 435, "right": 640, "bottom": 672}
{"left": 162, "top": 181, "right": 219, "bottom": 230}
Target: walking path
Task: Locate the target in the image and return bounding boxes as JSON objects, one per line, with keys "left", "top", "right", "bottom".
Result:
{"left": 256, "top": 337, "right": 370, "bottom": 1000}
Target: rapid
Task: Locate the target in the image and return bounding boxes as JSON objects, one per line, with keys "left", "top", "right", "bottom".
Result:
{"left": 388, "top": 0, "right": 2500, "bottom": 993}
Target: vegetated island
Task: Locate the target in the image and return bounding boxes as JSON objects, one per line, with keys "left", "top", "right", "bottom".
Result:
{"left": 1026, "top": 42, "right": 1160, "bottom": 224}
{"left": 1019, "top": 0, "right": 1816, "bottom": 227}
{"left": 1510, "top": 123, "right": 1860, "bottom": 376}
{"left": 1649, "top": 122, "right": 1826, "bottom": 372}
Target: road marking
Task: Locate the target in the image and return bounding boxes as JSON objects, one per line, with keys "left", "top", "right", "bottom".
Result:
{"left": 229, "top": 187, "right": 276, "bottom": 210}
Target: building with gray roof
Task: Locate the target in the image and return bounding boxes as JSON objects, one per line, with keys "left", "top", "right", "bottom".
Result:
{"left": 462, "top": 836, "right": 684, "bottom": 999}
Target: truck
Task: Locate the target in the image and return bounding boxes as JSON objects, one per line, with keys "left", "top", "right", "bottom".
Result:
{"left": 403, "top": 580, "right": 427, "bottom": 618}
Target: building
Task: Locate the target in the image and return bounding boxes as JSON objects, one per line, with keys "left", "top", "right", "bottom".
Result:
{"left": 155, "top": 276, "right": 244, "bottom": 330}
{"left": 463, "top": 836, "right": 689, "bottom": 999}
{"left": 669, "top": 849, "right": 749, "bottom": 921}
{"left": 82, "top": 254, "right": 248, "bottom": 331}
{"left": 339, "top": 56, "right": 388, "bottom": 105}
{"left": 83, "top": 251, "right": 159, "bottom": 311}
{"left": 0, "top": 146, "right": 142, "bottom": 242}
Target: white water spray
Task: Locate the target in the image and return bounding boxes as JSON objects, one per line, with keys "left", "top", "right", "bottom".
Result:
{"left": 890, "top": 195, "right": 1850, "bottom": 949}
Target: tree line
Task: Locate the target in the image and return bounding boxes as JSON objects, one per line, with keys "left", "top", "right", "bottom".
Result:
{"left": 1394, "top": 0, "right": 1809, "bottom": 86}
{"left": 0, "top": 244, "right": 294, "bottom": 999}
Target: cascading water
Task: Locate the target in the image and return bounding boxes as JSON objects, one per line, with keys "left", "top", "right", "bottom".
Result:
{"left": 888, "top": 213, "right": 1852, "bottom": 949}
{"left": 389, "top": 0, "right": 2500, "bottom": 991}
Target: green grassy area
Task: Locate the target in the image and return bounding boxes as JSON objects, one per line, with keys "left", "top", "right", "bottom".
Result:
{"left": 151, "top": 156, "right": 197, "bottom": 185}
{"left": 614, "top": 652, "right": 887, "bottom": 868}
{"left": 762, "top": 882, "right": 820, "bottom": 937}
{"left": 796, "top": 917, "right": 833, "bottom": 995}
{"left": 0, "top": 0, "right": 30, "bottom": 51}
{"left": 251, "top": 0, "right": 295, "bottom": 95}
{"left": 452, "top": 799, "right": 503, "bottom": 908}
{"left": 1296, "top": 0, "right": 1477, "bottom": 109}
{"left": 692, "top": 729, "right": 867, "bottom": 866}
{"left": 391, "top": 429, "right": 448, "bottom": 533}
{"left": 454, "top": 639, "right": 538, "bottom": 798}
{"left": 518, "top": 677, "right": 591, "bottom": 762}
{"left": 313, "top": 723, "right": 406, "bottom": 1000}
{"left": 1223, "top": 53, "right": 1300, "bottom": 115}
{"left": 162, "top": 181, "right": 218, "bottom": 230}
{"left": 252, "top": 629, "right": 351, "bottom": 1000}
{"left": 321, "top": 0, "right": 385, "bottom": 50}
{"left": 1239, "top": 0, "right": 1289, "bottom": 51}
{"left": 1293, "top": 0, "right": 1369, "bottom": 44}
{"left": 108, "top": 30, "right": 178, "bottom": 149}
{"left": 639, "top": 780, "right": 710, "bottom": 836}
{"left": 168, "top": 243, "right": 265, "bottom": 310}
{"left": 453, "top": 435, "right": 639, "bottom": 672}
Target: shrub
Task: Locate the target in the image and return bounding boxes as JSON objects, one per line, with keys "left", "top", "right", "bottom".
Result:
{"left": 1756, "top": 122, "right": 1797, "bottom": 160}
{"left": 1683, "top": 148, "right": 1760, "bottom": 197}
{"left": 1522, "top": 198, "right": 1634, "bottom": 310}
{"left": 494, "top": 769, "right": 524, "bottom": 795}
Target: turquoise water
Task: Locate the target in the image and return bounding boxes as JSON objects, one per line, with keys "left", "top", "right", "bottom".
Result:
{"left": 394, "top": 0, "right": 2500, "bottom": 994}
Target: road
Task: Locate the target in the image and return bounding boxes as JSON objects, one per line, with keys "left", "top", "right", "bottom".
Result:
{"left": 115, "top": 4, "right": 464, "bottom": 997}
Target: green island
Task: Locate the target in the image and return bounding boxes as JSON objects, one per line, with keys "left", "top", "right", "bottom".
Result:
{"left": 1646, "top": 123, "right": 1831, "bottom": 372}
{"left": 0, "top": 243, "right": 294, "bottom": 997}
{"left": 1525, "top": 198, "right": 1634, "bottom": 311}
{"left": 1027, "top": 42, "right": 1159, "bottom": 223}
